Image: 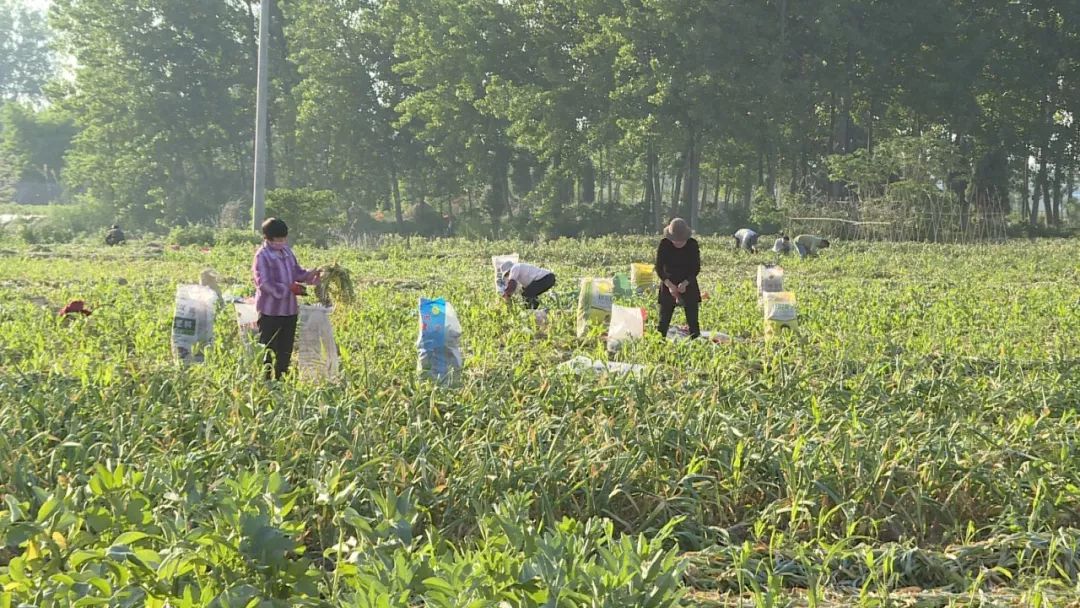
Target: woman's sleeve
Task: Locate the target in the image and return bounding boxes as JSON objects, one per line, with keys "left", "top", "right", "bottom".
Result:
{"left": 291, "top": 253, "right": 319, "bottom": 284}
{"left": 254, "top": 252, "right": 288, "bottom": 299}
{"left": 690, "top": 241, "right": 701, "bottom": 278}
{"left": 654, "top": 242, "right": 668, "bottom": 281}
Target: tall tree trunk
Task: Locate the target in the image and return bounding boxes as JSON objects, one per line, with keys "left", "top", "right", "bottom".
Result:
{"left": 671, "top": 156, "right": 684, "bottom": 219}
{"left": 1020, "top": 152, "right": 1030, "bottom": 219}
{"left": 390, "top": 165, "right": 404, "bottom": 228}
{"left": 581, "top": 158, "right": 596, "bottom": 204}
{"left": 1049, "top": 161, "right": 1058, "bottom": 225}
{"left": 1066, "top": 168, "right": 1075, "bottom": 223}
{"left": 645, "top": 147, "right": 657, "bottom": 231}
{"left": 1034, "top": 146, "right": 1049, "bottom": 226}
{"left": 742, "top": 164, "right": 753, "bottom": 210}
{"left": 607, "top": 147, "right": 614, "bottom": 208}
{"left": 700, "top": 175, "right": 708, "bottom": 215}
{"left": 1051, "top": 162, "right": 1063, "bottom": 226}
{"left": 765, "top": 142, "right": 777, "bottom": 200}
{"left": 597, "top": 148, "right": 604, "bottom": 207}
{"left": 653, "top": 151, "right": 663, "bottom": 229}
{"left": 713, "top": 163, "right": 721, "bottom": 210}
{"left": 488, "top": 146, "right": 511, "bottom": 236}
{"left": 683, "top": 128, "right": 701, "bottom": 230}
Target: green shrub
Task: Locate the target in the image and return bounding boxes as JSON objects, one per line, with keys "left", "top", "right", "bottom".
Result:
{"left": 167, "top": 225, "right": 216, "bottom": 246}
{"left": 266, "top": 188, "right": 342, "bottom": 247}
{"left": 216, "top": 228, "right": 262, "bottom": 247}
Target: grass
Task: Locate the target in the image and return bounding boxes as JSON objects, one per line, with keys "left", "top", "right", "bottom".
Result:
{"left": 0, "top": 236, "right": 1078, "bottom": 606}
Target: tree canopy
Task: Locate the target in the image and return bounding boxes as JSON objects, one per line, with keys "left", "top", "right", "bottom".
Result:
{"left": 3, "top": 0, "right": 1078, "bottom": 237}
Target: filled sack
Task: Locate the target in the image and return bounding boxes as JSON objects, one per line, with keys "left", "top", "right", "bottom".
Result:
{"left": 172, "top": 284, "right": 217, "bottom": 364}
{"left": 297, "top": 304, "right": 340, "bottom": 380}
{"left": 607, "top": 304, "right": 646, "bottom": 352}
{"left": 575, "top": 278, "right": 614, "bottom": 337}
{"left": 417, "top": 298, "right": 463, "bottom": 383}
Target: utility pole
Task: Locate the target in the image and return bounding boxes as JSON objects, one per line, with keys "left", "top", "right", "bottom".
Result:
{"left": 252, "top": 0, "right": 270, "bottom": 231}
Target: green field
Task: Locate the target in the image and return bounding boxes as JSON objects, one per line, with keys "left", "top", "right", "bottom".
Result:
{"left": 1, "top": 238, "right": 1078, "bottom": 607}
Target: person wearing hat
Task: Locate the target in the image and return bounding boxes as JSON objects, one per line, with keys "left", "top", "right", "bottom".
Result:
{"left": 733, "top": 228, "right": 759, "bottom": 253}
{"left": 500, "top": 260, "right": 556, "bottom": 309}
{"left": 655, "top": 218, "right": 701, "bottom": 339}
{"left": 252, "top": 217, "right": 321, "bottom": 379}
{"left": 794, "top": 234, "right": 830, "bottom": 258}
{"left": 105, "top": 224, "right": 125, "bottom": 246}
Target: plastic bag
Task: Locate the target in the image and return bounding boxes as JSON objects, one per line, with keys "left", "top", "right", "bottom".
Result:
{"left": 666, "top": 326, "right": 734, "bottom": 345}
{"left": 613, "top": 273, "right": 633, "bottom": 298}
{"left": 607, "top": 304, "right": 646, "bottom": 352}
{"left": 172, "top": 284, "right": 217, "bottom": 364}
{"left": 559, "top": 356, "right": 645, "bottom": 376}
{"left": 631, "top": 263, "right": 656, "bottom": 293}
{"left": 232, "top": 297, "right": 259, "bottom": 351}
{"left": 492, "top": 254, "right": 519, "bottom": 295}
{"left": 418, "top": 298, "right": 463, "bottom": 383}
{"left": 757, "top": 264, "right": 784, "bottom": 298}
{"left": 298, "top": 304, "right": 340, "bottom": 380}
{"left": 576, "top": 278, "right": 614, "bottom": 337}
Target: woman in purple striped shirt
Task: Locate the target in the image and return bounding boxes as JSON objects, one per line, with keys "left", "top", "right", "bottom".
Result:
{"left": 252, "top": 218, "right": 321, "bottom": 379}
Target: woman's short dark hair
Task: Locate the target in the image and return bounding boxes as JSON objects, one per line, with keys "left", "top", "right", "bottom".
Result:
{"left": 261, "top": 217, "right": 288, "bottom": 239}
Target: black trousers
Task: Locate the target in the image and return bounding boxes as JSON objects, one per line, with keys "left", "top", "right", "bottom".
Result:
{"left": 522, "top": 272, "right": 556, "bottom": 309}
{"left": 258, "top": 314, "right": 297, "bottom": 379}
{"left": 658, "top": 284, "right": 700, "bottom": 339}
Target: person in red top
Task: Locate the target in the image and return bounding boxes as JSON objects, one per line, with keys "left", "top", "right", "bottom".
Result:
{"left": 252, "top": 218, "right": 321, "bottom": 379}
{"left": 58, "top": 300, "right": 92, "bottom": 323}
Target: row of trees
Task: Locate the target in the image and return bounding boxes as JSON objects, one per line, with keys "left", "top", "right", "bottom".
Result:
{"left": 2, "top": 0, "right": 1079, "bottom": 238}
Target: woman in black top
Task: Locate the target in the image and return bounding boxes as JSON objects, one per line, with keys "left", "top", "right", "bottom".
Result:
{"left": 655, "top": 218, "right": 701, "bottom": 339}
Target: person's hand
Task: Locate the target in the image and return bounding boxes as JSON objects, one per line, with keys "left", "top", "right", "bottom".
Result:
{"left": 677, "top": 281, "right": 688, "bottom": 294}
{"left": 310, "top": 270, "right": 322, "bottom": 283}
{"left": 667, "top": 285, "right": 680, "bottom": 300}
{"left": 289, "top": 282, "right": 307, "bottom": 296}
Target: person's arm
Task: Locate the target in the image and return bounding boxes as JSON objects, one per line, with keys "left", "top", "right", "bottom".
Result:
{"left": 502, "top": 279, "right": 518, "bottom": 298}
{"left": 254, "top": 251, "right": 289, "bottom": 299}
{"left": 687, "top": 240, "right": 701, "bottom": 282}
{"left": 655, "top": 242, "right": 678, "bottom": 291}
{"left": 289, "top": 250, "right": 320, "bottom": 284}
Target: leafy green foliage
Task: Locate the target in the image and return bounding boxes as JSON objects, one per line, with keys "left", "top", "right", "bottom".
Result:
{"left": 265, "top": 188, "right": 343, "bottom": 247}
{"left": 0, "top": 238, "right": 1078, "bottom": 605}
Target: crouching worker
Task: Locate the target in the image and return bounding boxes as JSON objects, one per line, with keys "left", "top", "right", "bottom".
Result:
{"left": 252, "top": 218, "right": 321, "bottom": 379}
{"left": 656, "top": 218, "right": 701, "bottom": 339}
{"left": 733, "top": 228, "right": 759, "bottom": 253}
{"left": 105, "top": 224, "right": 125, "bottom": 246}
{"left": 58, "top": 300, "right": 92, "bottom": 324}
{"left": 773, "top": 234, "right": 793, "bottom": 254}
{"left": 794, "top": 234, "right": 830, "bottom": 258}
{"left": 500, "top": 260, "right": 556, "bottom": 309}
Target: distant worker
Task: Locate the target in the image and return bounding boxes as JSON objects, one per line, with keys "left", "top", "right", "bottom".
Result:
{"left": 105, "top": 224, "right": 125, "bottom": 246}
{"left": 656, "top": 218, "right": 701, "bottom": 339}
{"left": 773, "top": 234, "right": 793, "bottom": 254}
{"left": 58, "top": 300, "right": 92, "bottom": 322}
{"left": 500, "top": 260, "right": 556, "bottom": 309}
{"left": 794, "top": 234, "right": 830, "bottom": 258}
{"left": 732, "top": 228, "right": 759, "bottom": 253}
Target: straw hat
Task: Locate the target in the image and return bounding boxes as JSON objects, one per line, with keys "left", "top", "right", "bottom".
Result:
{"left": 663, "top": 218, "right": 692, "bottom": 241}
